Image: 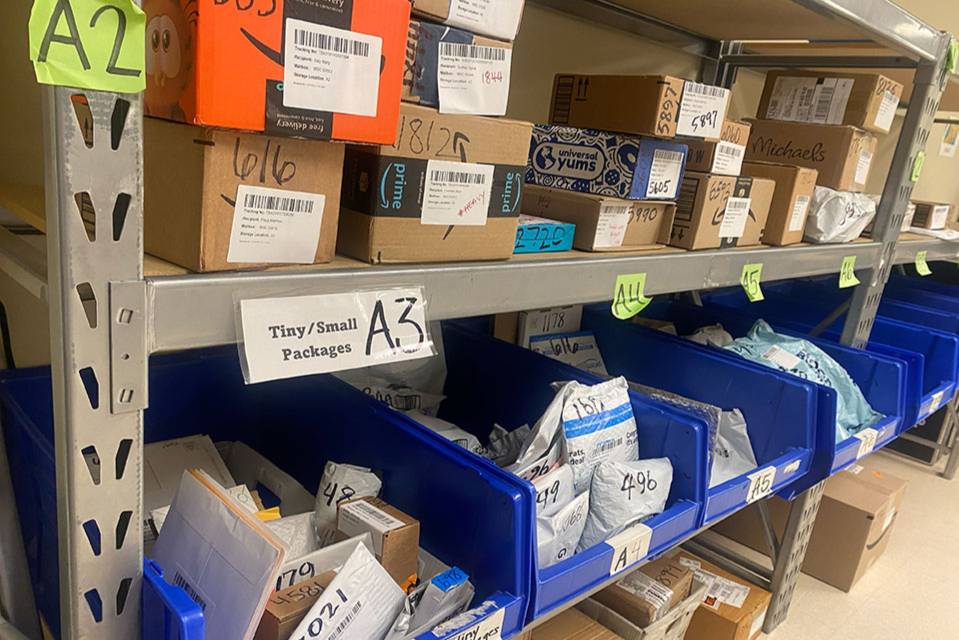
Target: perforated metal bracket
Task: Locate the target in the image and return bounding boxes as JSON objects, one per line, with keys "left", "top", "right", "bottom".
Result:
{"left": 110, "top": 281, "right": 148, "bottom": 414}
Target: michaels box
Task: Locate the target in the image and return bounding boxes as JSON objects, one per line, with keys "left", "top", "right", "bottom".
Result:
{"left": 404, "top": 18, "right": 513, "bottom": 115}
{"left": 410, "top": 0, "right": 526, "bottom": 41}
{"left": 144, "top": 0, "right": 410, "bottom": 144}
{"left": 339, "top": 104, "right": 531, "bottom": 263}
{"left": 526, "top": 125, "right": 688, "bottom": 200}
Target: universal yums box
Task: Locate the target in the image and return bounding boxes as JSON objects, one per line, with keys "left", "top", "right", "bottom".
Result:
{"left": 144, "top": 0, "right": 410, "bottom": 144}
{"left": 339, "top": 103, "right": 532, "bottom": 263}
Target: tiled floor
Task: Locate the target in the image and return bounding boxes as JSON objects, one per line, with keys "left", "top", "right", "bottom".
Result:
{"left": 767, "top": 451, "right": 957, "bottom": 640}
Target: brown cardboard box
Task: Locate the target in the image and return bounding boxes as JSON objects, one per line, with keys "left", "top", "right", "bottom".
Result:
{"left": 521, "top": 186, "right": 674, "bottom": 251}
{"left": 337, "top": 497, "right": 420, "bottom": 587}
{"left": 549, "top": 75, "right": 686, "bottom": 139}
{"left": 742, "top": 161, "right": 818, "bottom": 246}
{"left": 744, "top": 119, "right": 877, "bottom": 192}
{"left": 711, "top": 462, "right": 908, "bottom": 592}
{"left": 675, "top": 551, "right": 771, "bottom": 640}
{"left": 671, "top": 173, "right": 773, "bottom": 250}
{"left": 683, "top": 121, "right": 752, "bottom": 176}
{"left": 911, "top": 201, "right": 954, "bottom": 230}
{"left": 339, "top": 103, "right": 531, "bottom": 263}
{"left": 143, "top": 119, "right": 344, "bottom": 273}
{"left": 593, "top": 554, "right": 693, "bottom": 628}
{"left": 757, "top": 71, "right": 904, "bottom": 134}
{"left": 530, "top": 608, "right": 623, "bottom": 640}
{"left": 254, "top": 572, "right": 335, "bottom": 640}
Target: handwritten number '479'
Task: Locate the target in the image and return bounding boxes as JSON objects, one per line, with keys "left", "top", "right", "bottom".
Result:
{"left": 37, "top": 0, "right": 141, "bottom": 78}
{"left": 365, "top": 298, "right": 425, "bottom": 356}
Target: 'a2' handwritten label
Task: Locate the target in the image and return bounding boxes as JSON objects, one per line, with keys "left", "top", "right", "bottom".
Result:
{"left": 239, "top": 288, "right": 433, "bottom": 383}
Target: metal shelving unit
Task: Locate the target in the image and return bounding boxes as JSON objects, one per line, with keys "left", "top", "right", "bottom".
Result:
{"left": 1, "top": 0, "right": 955, "bottom": 638}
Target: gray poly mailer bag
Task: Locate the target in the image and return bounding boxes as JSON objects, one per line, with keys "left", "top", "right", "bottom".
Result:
{"left": 578, "top": 458, "right": 672, "bottom": 551}
{"left": 804, "top": 186, "right": 876, "bottom": 243}
{"left": 709, "top": 409, "right": 759, "bottom": 488}
{"left": 314, "top": 462, "right": 382, "bottom": 546}
{"left": 407, "top": 411, "right": 489, "bottom": 457}
{"left": 537, "top": 490, "right": 590, "bottom": 569}
{"left": 532, "top": 463, "right": 576, "bottom": 517}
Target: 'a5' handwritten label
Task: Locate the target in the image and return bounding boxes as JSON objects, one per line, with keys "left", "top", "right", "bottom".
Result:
{"left": 239, "top": 289, "right": 433, "bottom": 383}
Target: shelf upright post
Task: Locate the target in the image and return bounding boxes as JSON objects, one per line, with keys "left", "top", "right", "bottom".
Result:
{"left": 42, "top": 76, "right": 147, "bottom": 638}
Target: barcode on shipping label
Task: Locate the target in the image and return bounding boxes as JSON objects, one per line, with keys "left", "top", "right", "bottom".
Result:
{"left": 762, "top": 345, "right": 801, "bottom": 370}
{"left": 711, "top": 141, "right": 745, "bottom": 176}
{"left": 932, "top": 205, "right": 951, "bottom": 229}
{"left": 421, "top": 160, "right": 495, "bottom": 225}
{"left": 855, "top": 150, "right": 874, "bottom": 186}
{"left": 789, "top": 195, "right": 811, "bottom": 232}
{"left": 228, "top": 185, "right": 326, "bottom": 265}
{"left": 646, "top": 149, "right": 684, "bottom": 198}
{"left": 594, "top": 203, "right": 632, "bottom": 248}
{"left": 438, "top": 41, "right": 512, "bottom": 115}
{"left": 607, "top": 523, "right": 653, "bottom": 575}
{"left": 283, "top": 19, "right": 382, "bottom": 116}
{"left": 448, "top": 0, "right": 525, "bottom": 40}
{"left": 719, "top": 196, "right": 750, "bottom": 239}
{"left": 677, "top": 82, "right": 729, "bottom": 138}
{"left": 874, "top": 90, "right": 900, "bottom": 132}
{"left": 339, "top": 500, "right": 405, "bottom": 556}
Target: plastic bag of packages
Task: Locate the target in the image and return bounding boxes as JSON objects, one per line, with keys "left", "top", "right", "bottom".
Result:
{"left": 724, "top": 319, "right": 883, "bottom": 442}
{"left": 686, "top": 324, "right": 734, "bottom": 348}
{"left": 578, "top": 458, "right": 672, "bottom": 551}
{"left": 487, "top": 424, "right": 531, "bottom": 467}
{"left": 406, "top": 411, "right": 490, "bottom": 457}
{"left": 537, "top": 490, "right": 590, "bottom": 569}
{"left": 804, "top": 186, "right": 876, "bottom": 243}
{"left": 314, "top": 462, "right": 382, "bottom": 546}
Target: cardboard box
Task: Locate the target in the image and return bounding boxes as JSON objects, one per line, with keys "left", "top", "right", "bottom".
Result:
{"left": 549, "top": 74, "right": 686, "bottom": 139}
{"left": 493, "top": 312, "right": 519, "bottom": 344}
{"left": 144, "top": 119, "right": 344, "bottom": 272}
{"left": 522, "top": 186, "right": 674, "bottom": 252}
{"left": 517, "top": 305, "right": 583, "bottom": 348}
{"left": 579, "top": 576, "right": 708, "bottom": 640}
{"left": 410, "top": 0, "right": 526, "bottom": 41}
{"left": 757, "top": 70, "right": 904, "bottom": 134}
{"left": 514, "top": 214, "right": 576, "bottom": 254}
{"left": 526, "top": 125, "right": 689, "bottom": 200}
{"left": 530, "top": 608, "right": 623, "bottom": 640}
{"left": 712, "top": 462, "right": 907, "bottom": 593}
{"left": 683, "top": 121, "right": 752, "bottom": 176}
{"left": 912, "top": 201, "right": 954, "bottom": 230}
{"left": 744, "top": 119, "right": 877, "bottom": 192}
{"left": 404, "top": 18, "right": 513, "bottom": 109}
{"left": 675, "top": 551, "right": 771, "bottom": 640}
{"left": 741, "top": 161, "right": 818, "bottom": 246}
{"left": 670, "top": 173, "right": 773, "bottom": 250}
{"left": 336, "top": 496, "right": 419, "bottom": 587}
{"left": 144, "top": 0, "right": 410, "bottom": 144}
{"left": 339, "top": 103, "right": 531, "bottom": 263}
{"left": 593, "top": 554, "right": 693, "bottom": 628}
{"left": 253, "top": 572, "right": 335, "bottom": 640}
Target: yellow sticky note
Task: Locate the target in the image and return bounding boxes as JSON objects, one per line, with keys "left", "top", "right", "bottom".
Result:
{"left": 741, "top": 263, "right": 764, "bottom": 302}
{"left": 916, "top": 250, "right": 932, "bottom": 276}
{"left": 839, "top": 255, "right": 860, "bottom": 288}
{"left": 612, "top": 273, "right": 653, "bottom": 320}
{"left": 911, "top": 151, "right": 925, "bottom": 183}
{"left": 29, "top": 0, "right": 146, "bottom": 93}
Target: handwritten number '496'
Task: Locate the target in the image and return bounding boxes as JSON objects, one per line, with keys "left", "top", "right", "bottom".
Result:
{"left": 37, "top": 0, "right": 141, "bottom": 78}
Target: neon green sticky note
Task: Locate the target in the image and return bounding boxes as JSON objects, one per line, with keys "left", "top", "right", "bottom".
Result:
{"left": 839, "top": 255, "right": 860, "bottom": 289}
{"left": 916, "top": 250, "right": 932, "bottom": 276}
{"left": 911, "top": 151, "right": 926, "bottom": 183}
{"left": 612, "top": 273, "right": 653, "bottom": 320}
{"left": 948, "top": 38, "right": 959, "bottom": 75}
{"left": 29, "top": 0, "right": 146, "bottom": 93}
{"left": 741, "top": 263, "right": 764, "bottom": 302}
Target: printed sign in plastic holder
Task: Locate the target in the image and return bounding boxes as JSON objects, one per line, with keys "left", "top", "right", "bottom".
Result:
{"left": 235, "top": 287, "right": 435, "bottom": 384}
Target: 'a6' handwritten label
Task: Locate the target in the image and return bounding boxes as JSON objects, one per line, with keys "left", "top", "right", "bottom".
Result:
{"left": 607, "top": 523, "right": 653, "bottom": 575}
{"left": 745, "top": 466, "right": 777, "bottom": 503}
{"left": 444, "top": 608, "right": 505, "bottom": 640}
{"left": 239, "top": 288, "right": 433, "bottom": 383}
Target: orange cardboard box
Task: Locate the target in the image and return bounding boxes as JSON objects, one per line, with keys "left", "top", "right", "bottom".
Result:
{"left": 144, "top": 0, "right": 411, "bottom": 144}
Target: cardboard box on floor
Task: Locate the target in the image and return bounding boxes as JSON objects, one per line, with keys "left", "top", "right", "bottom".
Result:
{"left": 529, "top": 608, "right": 623, "bottom": 639}
{"left": 741, "top": 161, "right": 818, "bottom": 246}
{"left": 757, "top": 70, "right": 904, "bottom": 134}
{"left": 144, "top": 0, "right": 410, "bottom": 144}
{"left": 670, "top": 172, "right": 773, "bottom": 250}
{"left": 144, "top": 119, "right": 344, "bottom": 272}
{"left": 339, "top": 103, "right": 531, "bottom": 263}
{"left": 674, "top": 550, "right": 771, "bottom": 640}
{"left": 549, "top": 74, "right": 686, "bottom": 139}
{"left": 711, "top": 462, "right": 908, "bottom": 592}
{"left": 522, "top": 186, "right": 675, "bottom": 252}
{"left": 744, "top": 119, "right": 877, "bottom": 192}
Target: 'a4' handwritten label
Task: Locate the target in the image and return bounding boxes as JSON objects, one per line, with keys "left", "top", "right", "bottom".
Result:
{"left": 607, "top": 523, "right": 653, "bottom": 575}
{"left": 239, "top": 288, "right": 433, "bottom": 383}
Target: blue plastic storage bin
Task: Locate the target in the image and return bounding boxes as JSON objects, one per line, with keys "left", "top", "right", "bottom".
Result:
{"left": 627, "top": 299, "right": 905, "bottom": 496}
{"left": 424, "top": 323, "right": 708, "bottom": 622}
{"left": 143, "top": 559, "right": 204, "bottom": 640}
{"left": 580, "top": 305, "right": 815, "bottom": 525}
{"left": 703, "top": 282, "right": 959, "bottom": 426}
{"left": 0, "top": 347, "right": 532, "bottom": 640}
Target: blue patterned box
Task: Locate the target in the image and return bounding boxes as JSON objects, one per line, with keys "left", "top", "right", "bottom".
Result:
{"left": 525, "top": 125, "right": 688, "bottom": 200}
